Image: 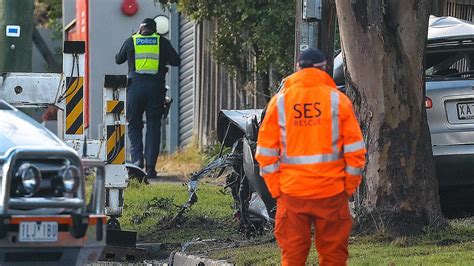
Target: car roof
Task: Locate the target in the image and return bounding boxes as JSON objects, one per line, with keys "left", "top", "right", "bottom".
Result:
{"left": 428, "top": 16, "right": 474, "bottom": 43}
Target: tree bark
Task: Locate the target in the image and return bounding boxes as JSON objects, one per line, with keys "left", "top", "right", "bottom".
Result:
{"left": 335, "top": 0, "right": 448, "bottom": 236}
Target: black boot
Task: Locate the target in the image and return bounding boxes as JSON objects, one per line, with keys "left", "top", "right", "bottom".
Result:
{"left": 146, "top": 167, "right": 157, "bottom": 179}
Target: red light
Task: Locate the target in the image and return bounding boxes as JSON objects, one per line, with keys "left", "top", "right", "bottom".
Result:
{"left": 425, "top": 96, "right": 433, "bottom": 109}
{"left": 121, "top": 0, "right": 139, "bottom": 16}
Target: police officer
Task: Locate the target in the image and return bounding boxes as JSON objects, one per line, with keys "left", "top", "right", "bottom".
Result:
{"left": 116, "top": 18, "right": 180, "bottom": 178}
{"left": 255, "top": 48, "right": 366, "bottom": 265}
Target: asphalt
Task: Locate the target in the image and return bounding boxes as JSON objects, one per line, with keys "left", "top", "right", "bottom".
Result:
{"left": 92, "top": 251, "right": 233, "bottom": 265}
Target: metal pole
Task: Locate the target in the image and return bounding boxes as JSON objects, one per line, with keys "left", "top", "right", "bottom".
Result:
{"left": 295, "top": 0, "right": 337, "bottom": 76}
{"left": 0, "top": 0, "right": 34, "bottom": 72}
{"left": 168, "top": 4, "right": 180, "bottom": 153}
{"left": 294, "top": 0, "right": 303, "bottom": 70}
{"left": 295, "top": 0, "right": 321, "bottom": 63}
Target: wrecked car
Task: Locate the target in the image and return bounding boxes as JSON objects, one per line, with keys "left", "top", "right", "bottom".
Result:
{"left": 0, "top": 100, "right": 106, "bottom": 265}
{"left": 179, "top": 109, "right": 275, "bottom": 234}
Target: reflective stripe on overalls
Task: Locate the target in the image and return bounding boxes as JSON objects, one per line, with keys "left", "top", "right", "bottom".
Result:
{"left": 132, "top": 33, "right": 160, "bottom": 74}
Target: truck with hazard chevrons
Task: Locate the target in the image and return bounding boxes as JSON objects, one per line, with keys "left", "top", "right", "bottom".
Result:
{"left": 0, "top": 100, "right": 106, "bottom": 265}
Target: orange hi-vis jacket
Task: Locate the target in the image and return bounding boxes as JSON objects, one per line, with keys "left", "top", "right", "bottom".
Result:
{"left": 255, "top": 68, "right": 366, "bottom": 199}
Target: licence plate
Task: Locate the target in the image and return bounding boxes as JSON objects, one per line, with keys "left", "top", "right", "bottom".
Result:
{"left": 457, "top": 102, "right": 474, "bottom": 120}
{"left": 19, "top": 222, "right": 58, "bottom": 242}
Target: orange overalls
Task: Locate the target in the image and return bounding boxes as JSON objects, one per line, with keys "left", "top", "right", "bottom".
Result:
{"left": 255, "top": 68, "right": 366, "bottom": 266}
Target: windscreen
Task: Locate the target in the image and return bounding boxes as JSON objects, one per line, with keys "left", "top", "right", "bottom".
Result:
{"left": 426, "top": 42, "right": 474, "bottom": 79}
{"left": 0, "top": 110, "right": 62, "bottom": 156}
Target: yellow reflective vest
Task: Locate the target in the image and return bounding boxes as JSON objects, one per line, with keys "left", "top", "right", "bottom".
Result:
{"left": 132, "top": 33, "right": 160, "bottom": 74}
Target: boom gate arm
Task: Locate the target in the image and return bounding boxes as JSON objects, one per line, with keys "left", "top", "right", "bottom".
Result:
{"left": 0, "top": 73, "right": 64, "bottom": 108}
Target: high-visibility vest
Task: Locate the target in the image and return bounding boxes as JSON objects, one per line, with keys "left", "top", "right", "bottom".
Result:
{"left": 255, "top": 68, "right": 366, "bottom": 199}
{"left": 132, "top": 33, "right": 160, "bottom": 74}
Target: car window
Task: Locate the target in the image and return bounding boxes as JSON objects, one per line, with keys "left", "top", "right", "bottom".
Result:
{"left": 426, "top": 42, "right": 474, "bottom": 79}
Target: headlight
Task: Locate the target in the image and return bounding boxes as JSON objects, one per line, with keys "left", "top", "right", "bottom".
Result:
{"left": 16, "top": 163, "right": 42, "bottom": 196}
{"left": 58, "top": 166, "right": 80, "bottom": 193}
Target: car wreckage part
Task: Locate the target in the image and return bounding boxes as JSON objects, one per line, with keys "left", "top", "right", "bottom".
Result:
{"left": 174, "top": 110, "right": 276, "bottom": 235}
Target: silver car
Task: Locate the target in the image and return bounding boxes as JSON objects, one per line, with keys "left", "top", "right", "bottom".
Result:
{"left": 334, "top": 16, "right": 474, "bottom": 190}
{"left": 425, "top": 16, "right": 474, "bottom": 190}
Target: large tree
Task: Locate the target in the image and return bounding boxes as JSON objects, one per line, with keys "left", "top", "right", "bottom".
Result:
{"left": 335, "top": 0, "right": 448, "bottom": 236}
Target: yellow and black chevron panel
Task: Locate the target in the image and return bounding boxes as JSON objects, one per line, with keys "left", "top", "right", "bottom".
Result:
{"left": 106, "top": 125, "right": 125, "bottom": 165}
{"left": 65, "top": 77, "right": 84, "bottom": 135}
{"left": 106, "top": 100, "right": 125, "bottom": 114}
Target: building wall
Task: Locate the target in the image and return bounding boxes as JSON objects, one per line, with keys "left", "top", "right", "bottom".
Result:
{"left": 62, "top": 0, "right": 76, "bottom": 27}
{"left": 87, "top": 0, "right": 172, "bottom": 141}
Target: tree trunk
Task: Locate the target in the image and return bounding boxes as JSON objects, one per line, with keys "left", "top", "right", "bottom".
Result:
{"left": 253, "top": 45, "right": 271, "bottom": 105}
{"left": 335, "top": 0, "right": 448, "bottom": 236}
{"left": 256, "top": 68, "right": 271, "bottom": 105}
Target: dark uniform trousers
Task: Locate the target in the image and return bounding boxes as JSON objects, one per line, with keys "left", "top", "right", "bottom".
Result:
{"left": 126, "top": 76, "right": 165, "bottom": 178}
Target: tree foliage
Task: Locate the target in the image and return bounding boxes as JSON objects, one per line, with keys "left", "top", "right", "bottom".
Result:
{"left": 159, "top": 0, "right": 295, "bottom": 98}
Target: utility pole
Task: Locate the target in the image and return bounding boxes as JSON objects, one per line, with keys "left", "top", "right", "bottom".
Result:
{"left": 0, "top": 0, "right": 34, "bottom": 73}
{"left": 294, "top": 0, "right": 336, "bottom": 75}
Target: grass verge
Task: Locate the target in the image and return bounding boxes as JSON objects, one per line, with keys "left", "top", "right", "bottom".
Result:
{"left": 120, "top": 180, "right": 240, "bottom": 244}
{"left": 121, "top": 180, "right": 473, "bottom": 264}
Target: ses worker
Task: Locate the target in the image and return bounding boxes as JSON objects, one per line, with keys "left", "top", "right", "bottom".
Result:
{"left": 256, "top": 48, "right": 366, "bottom": 266}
